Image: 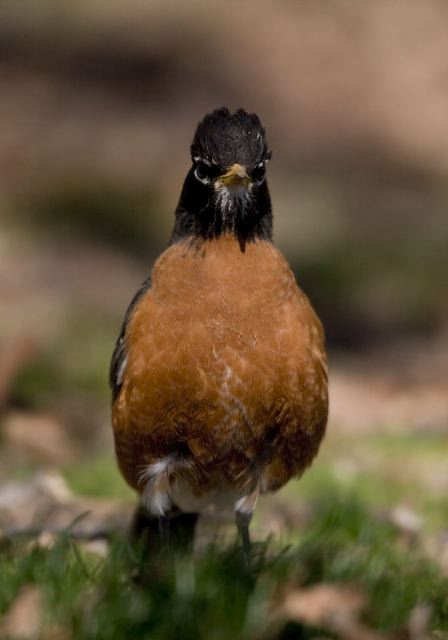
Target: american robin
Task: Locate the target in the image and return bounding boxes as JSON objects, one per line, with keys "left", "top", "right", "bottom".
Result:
{"left": 110, "top": 108, "right": 328, "bottom": 553}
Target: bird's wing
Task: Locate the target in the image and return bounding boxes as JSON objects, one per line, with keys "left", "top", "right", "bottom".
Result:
{"left": 109, "top": 277, "right": 152, "bottom": 402}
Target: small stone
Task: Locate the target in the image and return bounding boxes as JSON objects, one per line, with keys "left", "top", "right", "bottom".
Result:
{"left": 390, "top": 506, "right": 423, "bottom": 536}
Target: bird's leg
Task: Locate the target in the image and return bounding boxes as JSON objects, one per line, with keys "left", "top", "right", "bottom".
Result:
{"left": 128, "top": 506, "right": 171, "bottom": 583}
{"left": 234, "top": 485, "right": 258, "bottom": 567}
{"left": 129, "top": 503, "right": 159, "bottom": 547}
{"left": 235, "top": 509, "right": 253, "bottom": 568}
{"left": 158, "top": 515, "right": 170, "bottom": 553}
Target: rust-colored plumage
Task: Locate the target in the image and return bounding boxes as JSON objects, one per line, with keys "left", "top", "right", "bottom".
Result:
{"left": 110, "top": 108, "right": 328, "bottom": 547}
{"left": 112, "top": 237, "right": 327, "bottom": 510}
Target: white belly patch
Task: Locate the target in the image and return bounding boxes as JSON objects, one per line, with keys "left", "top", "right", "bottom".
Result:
{"left": 139, "top": 456, "right": 258, "bottom": 517}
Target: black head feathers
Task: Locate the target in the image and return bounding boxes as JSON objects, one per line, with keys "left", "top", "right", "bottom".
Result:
{"left": 191, "top": 108, "right": 271, "bottom": 172}
{"left": 171, "top": 108, "right": 273, "bottom": 247}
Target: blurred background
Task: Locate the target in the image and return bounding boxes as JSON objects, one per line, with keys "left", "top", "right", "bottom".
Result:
{"left": 0, "top": 0, "right": 447, "bottom": 544}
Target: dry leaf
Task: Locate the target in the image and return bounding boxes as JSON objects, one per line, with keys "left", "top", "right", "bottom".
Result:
{"left": 274, "top": 583, "right": 388, "bottom": 640}
{"left": 408, "top": 602, "right": 432, "bottom": 640}
{"left": 0, "top": 585, "right": 42, "bottom": 639}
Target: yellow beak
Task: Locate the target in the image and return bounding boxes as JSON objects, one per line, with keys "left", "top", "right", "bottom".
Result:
{"left": 217, "top": 163, "right": 251, "bottom": 188}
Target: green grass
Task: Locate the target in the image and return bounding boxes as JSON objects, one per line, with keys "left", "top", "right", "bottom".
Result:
{"left": 64, "top": 452, "right": 134, "bottom": 500}
{"left": 1, "top": 496, "right": 447, "bottom": 639}
{"left": 285, "top": 432, "right": 448, "bottom": 528}
{"left": 4, "top": 429, "right": 447, "bottom": 638}
{"left": 62, "top": 427, "right": 448, "bottom": 527}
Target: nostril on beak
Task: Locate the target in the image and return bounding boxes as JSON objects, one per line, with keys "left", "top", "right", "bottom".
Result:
{"left": 218, "top": 164, "right": 251, "bottom": 188}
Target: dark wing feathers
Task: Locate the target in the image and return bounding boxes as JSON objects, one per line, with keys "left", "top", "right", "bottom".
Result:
{"left": 109, "top": 278, "right": 151, "bottom": 402}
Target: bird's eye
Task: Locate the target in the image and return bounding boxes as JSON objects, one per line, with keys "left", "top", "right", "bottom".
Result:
{"left": 193, "top": 157, "right": 220, "bottom": 184}
{"left": 195, "top": 161, "right": 209, "bottom": 181}
{"left": 251, "top": 161, "right": 266, "bottom": 183}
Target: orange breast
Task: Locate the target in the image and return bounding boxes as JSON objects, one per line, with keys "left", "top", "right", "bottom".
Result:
{"left": 112, "top": 236, "right": 328, "bottom": 497}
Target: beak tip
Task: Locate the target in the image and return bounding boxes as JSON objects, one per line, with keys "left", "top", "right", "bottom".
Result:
{"left": 218, "top": 163, "right": 250, "bottom": 187}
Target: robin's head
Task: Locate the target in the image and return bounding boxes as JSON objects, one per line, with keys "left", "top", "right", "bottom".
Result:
{"left": 172, "top": 108, "right": 273, "bottom": 247}
{"left": 191, "top": 108, "right": 271, "bottom": 188}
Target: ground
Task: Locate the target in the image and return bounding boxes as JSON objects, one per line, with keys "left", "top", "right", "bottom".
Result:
{"left": 1, "top": 381, "right": 447, "bottom": 638}
{"left": 1, "top": 2, "right": 448, "bottom": 636}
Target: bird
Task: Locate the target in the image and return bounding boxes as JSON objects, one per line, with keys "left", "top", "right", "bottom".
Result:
{"left": 110, "top": 107, "right": 328, "bottom": 556}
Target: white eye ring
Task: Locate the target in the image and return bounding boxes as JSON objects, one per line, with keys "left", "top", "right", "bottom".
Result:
{"left": 257, "top": 160, "right": 265, "bottom": 168}
{"left": 194, "top": 167, "right": 210, "bottom": 185}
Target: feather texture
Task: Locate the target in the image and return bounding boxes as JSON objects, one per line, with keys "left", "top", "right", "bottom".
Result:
{"left": 112, "top": 236, "right": 328, "bottom": 515}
